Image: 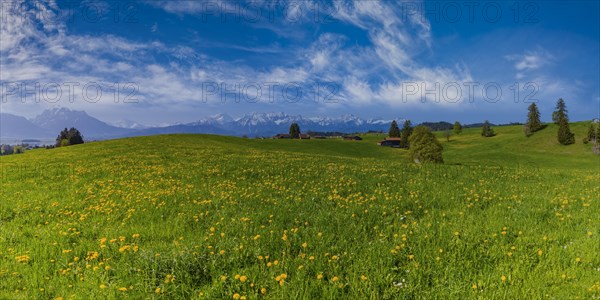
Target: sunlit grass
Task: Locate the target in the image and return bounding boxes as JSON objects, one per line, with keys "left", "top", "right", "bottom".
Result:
{"left": 0, "top": 123, "right": 598, "bottom": 299}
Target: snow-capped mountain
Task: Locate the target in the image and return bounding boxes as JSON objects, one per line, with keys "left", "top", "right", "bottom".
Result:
{"left": 1, "top": 109, "right": 404, "bottom": 140}
{"left": 112, "top": 119, "right": 149, "bottom": 129}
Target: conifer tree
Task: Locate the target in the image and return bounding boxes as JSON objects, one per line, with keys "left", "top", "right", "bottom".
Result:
{"left": 400, "top": 120, "right": 412, "bottom": 148}
{"left": 289, "top": 123, "right": 301, "bottom": 139}
{"left": 525, "top": 103, "right": 542, "bottom": 134}
{"left": 388, "top": 120, "right": 400, "bottom": 138}
{"left": 554, "top": 99, "right": 575, "bottom": 145}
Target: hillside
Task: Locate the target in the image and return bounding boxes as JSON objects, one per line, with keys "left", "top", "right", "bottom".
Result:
{"left": 0, "top": 122, "right": 598, "bottom": 299}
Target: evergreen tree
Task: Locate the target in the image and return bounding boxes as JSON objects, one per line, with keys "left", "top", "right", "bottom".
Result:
{"left": 388, "top": 120, "right": 400, "bottom": 138}
{"left": 400, "top": 120, "right": 412, "bottom": 148}
{"left": 67, "top": 127, "right": 84, "bottom": 145}
{"left": 557, "top": 118, "right": 575, "bottom": 145}
{"left": 525, "top": 103, "right": 542, "bottom": 134}
{"left": 408, "top": 126, "right": 443, "bottom": 163}
{"left": 553, "top": 98, "right": 569, "bottom": 124}
{"left": 56, "top": 128, "right": 69, "bottom": 147}
{"left": 481, "top": 120, "right": 495, "bottom": 137}
{"left": 55, "top": 127, "right": 84, "bottom": 147}
{"left": 453, "top": 121, "right": 462, "bottom": 134}
{"left": 289, "top": 123, "right": 301, "bottom": 139}
{"left": 554, "top": 99, "right": 575, "bottom": 145}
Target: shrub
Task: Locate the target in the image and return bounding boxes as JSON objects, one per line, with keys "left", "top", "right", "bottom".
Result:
{"left": 481, "top": 121, "right": 495, "bottom": 137}
{"left": 408, "top": 126, "right": 443, "bottom": 164}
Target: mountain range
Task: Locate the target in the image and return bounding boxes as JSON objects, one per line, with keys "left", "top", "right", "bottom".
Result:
{"left": 1, "top": 108, "right": 407, "bottom": 141}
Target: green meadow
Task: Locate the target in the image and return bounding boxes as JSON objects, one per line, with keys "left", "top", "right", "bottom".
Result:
{"left": 0, "top": 122, "right": 598, "bottom": 299}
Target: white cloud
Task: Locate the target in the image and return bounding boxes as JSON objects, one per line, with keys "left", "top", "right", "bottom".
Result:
{"left": 505, "top": 49, "right": 555, "bottom": 79}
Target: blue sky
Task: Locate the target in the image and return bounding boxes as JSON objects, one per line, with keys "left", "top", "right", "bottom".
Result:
{"left": 0, "top": 0, "right": 598, "bottom": 125}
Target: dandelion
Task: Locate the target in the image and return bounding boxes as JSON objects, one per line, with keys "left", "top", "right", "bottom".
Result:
{"left": 239, "top": 275, "right": 248, "bottom": 283}
{"left": 501, "top": 275, "right": 507, "bottom": 282}
{"left": 317, "top": 274, "right": 323, "bottom": 280}
{"left": 15, "top": 255, "right": 30, "bottom": 263}
{"left": 232, "top": 293, "right": 240, "bottom": 299}
{"left": 118, "top": 287, "right": 127, "bottom": 292}
{"left": 537, "top": 249, "right": 543, "bottom": 256}
{"left": 164, "top": 274, "right": 175, "bottom": 284}
{"left": 260, "top": 287, "right": 266, "bottom": 294}
{"left": 220, "top": 275, "right": 227, "bottom": 281}
{"left": 86, "top": 252, "right": 99, "bottom": 260}
{"left": 360, "top": 275, "right": 367, "bottom": 281}
{"left": 576, "top": 257, "right": 581, "bottom": 262}
{"left": 471, "top": 284, "right": 477, "bottom": 290}
{"left": 332, "top": 276, "right": 339, "bottom": 282}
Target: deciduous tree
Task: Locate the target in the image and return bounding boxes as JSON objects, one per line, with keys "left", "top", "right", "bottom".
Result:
{"left": 408, "top": 126, "right": 443, "bottom": 164}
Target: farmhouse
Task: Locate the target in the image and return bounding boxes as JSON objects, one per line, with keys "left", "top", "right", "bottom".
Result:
{"left": 274, "top": 134, "right": 291, "bottom": 139}
{"left": 273, "top": 133, "right": 311, "bottom": 139}
{"left": 377, "top": 137, "right": 401, "bottom": 147}
{"left": 342, "top": 136, "right": 363, "bottom": 141}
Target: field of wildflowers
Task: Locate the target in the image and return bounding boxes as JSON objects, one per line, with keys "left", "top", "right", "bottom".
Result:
{"left": 0, "top": 123, "right": 598, "bottom": 299}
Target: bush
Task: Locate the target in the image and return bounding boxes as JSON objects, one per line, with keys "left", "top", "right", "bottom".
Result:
{"left": 481, "top": 120, "right": 495, "bottom": 137}
{"left": 408, "top": 126, "right": 443, "bottom": 164}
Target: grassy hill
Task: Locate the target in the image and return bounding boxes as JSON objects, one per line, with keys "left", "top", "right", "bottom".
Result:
{"left": 0, "top": 122, "right": 598, "bottom": 299}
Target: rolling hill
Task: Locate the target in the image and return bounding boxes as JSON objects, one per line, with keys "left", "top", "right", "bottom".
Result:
{"left": 0, "top": 122, "right": 598, "bottom": 299}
